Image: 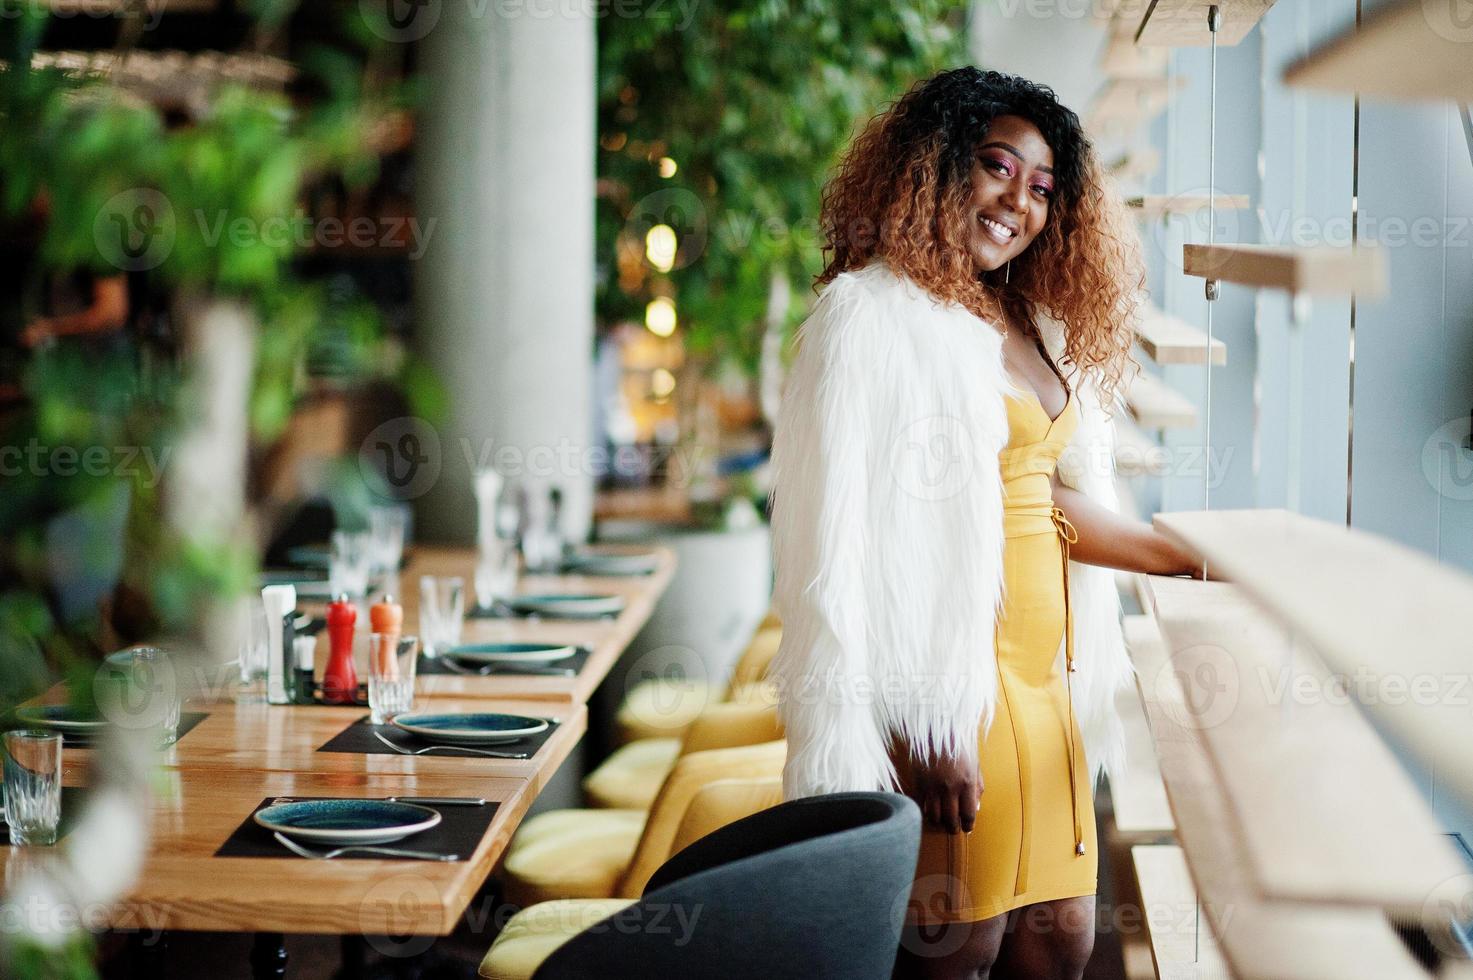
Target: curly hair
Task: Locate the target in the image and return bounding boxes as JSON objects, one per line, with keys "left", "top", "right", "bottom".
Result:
{"left": 817, "top": 67, "right": 1143, "bottom": 407}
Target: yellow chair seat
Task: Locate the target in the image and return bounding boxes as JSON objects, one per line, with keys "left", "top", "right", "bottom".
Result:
{"left": 500, "top": 809, "right": 646, "bottom": 909}
{"left": 483, "top": 781, "right": 782, "bottom": 980}
{"left": 479, "top": 899, "right": 635, "bottom": 980}
{"left": 615, "top": 678, "right": 715, "bottom": 744}
{"left": 581, "top": 737, "right": 682, "bottom": 810}
{"left": 725, "top": 679, "right": 778, "bottom": 706}
{"left": 669, "top": 777, "right": 784, "bottom": 856}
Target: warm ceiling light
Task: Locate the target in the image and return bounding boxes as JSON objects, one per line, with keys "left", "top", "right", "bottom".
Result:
{"left": 651, "top": 367, "right": 676, "bottom": 398}
{"left": 645, "top": 297, "right": 677, "bottom": 337}
{"left": 658, "top": 156, "right": 677, "bottom": 178}
{"left": 645, "top": 224, "right": 677, "bottom": 272}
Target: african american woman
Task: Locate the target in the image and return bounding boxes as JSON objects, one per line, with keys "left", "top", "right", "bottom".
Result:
{"left": 767, "top": 68, "right": 1206, "bottom": 980}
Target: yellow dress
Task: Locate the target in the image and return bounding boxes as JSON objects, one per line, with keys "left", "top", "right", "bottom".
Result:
{"left": 904, "top": 385, "right": 1097, "bottom": 924}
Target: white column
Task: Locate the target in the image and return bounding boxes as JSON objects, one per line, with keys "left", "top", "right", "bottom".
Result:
{"left": 415, "top": 0, "right": 596, "bottom": 543}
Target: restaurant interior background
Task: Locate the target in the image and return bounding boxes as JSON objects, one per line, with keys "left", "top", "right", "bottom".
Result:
{"left": 1, "top": 0, "right": 1472, "bottom": 976}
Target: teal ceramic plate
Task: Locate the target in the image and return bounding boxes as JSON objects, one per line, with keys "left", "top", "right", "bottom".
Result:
{"left": 442, "top": 642, "right": 578, "bottom": 666}
{"left": 255, "top": 799, "right": 440, "bottom": 845}
{"left": 562, "top": 551, "right": 659, "bottom": 576}
{"left": 391, "top": 712, "right": 550, "bottom": 745}
{"left": 505, "top": 593, "right": 625, "bottom": 618}
{"left": 14, "top": 705, "right": 108, "bottom": 734}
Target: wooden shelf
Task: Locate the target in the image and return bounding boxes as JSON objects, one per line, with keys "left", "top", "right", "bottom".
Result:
{"left": 1115, "top": 420, "right": 1170, "bottom": 477}
{"left": 1154, "top": 508, "right": 1473, "bottom": 821}
{"left": 1128, "top": 194, "right": 1250, "bottom": 221}
{"left": 1100, "top": 32, "right": 1170, "bottom": 78}
{"left": 1112, "top": 617, "right": 1175, "bottom": 840}
{"left": 1183, "top": 244, "right": 1388, "bottom": 298}
{"left": 1284, "top": 0, "right": 1473, "bottom": 103}
{"left": 1087, "top": 77, "right": 1180, "bottom": 134}
{"left": 1142, "top": 573, "right": 1465, "bottom": 912}
{"left": 1108, "top": 146, "right": 1161, "bottom": 181}
{"left": 1126, "top": 593, "right": 1439, "bottom": 978}
{"left": 1127, "top": 371, "right": 1198, "bottom": 430}
{"left": 1136, "top": 310, "right": 1227, "bottom": 365}
{"left": 1132, "top": 845, "right": 1228, "bottom": 976}
{"left": 1135, "top": 0, "right": 1277, "bottom": 46}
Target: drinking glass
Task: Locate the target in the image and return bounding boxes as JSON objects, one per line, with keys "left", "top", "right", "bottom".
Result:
{"left": 4, "top": 731, "right": 62, "bottom": 846}
{"left": 519, "top": 480, "right": 563, "bottom": 574}
{"left": 368, "top": 634, "right": 419, "bottom": 724}
{"left": 418, "top": 575, "right": 464, "bottom": 658}
{"left": 237, "top": 593, "right": 271, "bottom": 703}
{"left": 329, "top": 530, "right": 374, "bottom": 598}
{"left": 127, "top": 646, "right": 182, "bottom": 747}
{"left": 368, "top": 504, "right": 409, "bottom": 574}
{"left": 474, "top": 536, "right": 519, "bottom": 612}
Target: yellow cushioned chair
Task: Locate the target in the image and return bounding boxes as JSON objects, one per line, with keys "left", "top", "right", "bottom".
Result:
{"left": 500, "top": 740, "right": 786, "bottom": 909}
{"left": 480, "top": 776, "right": 783, "bottom": 980}
{"left": 583, "top": 698, "right": 784, "bottom": 809}
{"left": 614, "top": 626, "right": 782, "bottom": 745}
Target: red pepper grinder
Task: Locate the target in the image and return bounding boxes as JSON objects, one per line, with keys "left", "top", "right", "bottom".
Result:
{"left": 323, "top": 593, "right": 359, "bottom": 704}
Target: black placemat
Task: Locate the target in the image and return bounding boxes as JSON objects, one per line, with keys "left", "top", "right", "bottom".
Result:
{"left": 416, "top": 646, "right": 591, "bottom": 678}
{"left": 317, "top": 715, "right": 561, "bottom": 759}
{"left": 214, "top": 795, "right": 499, "bottom": 861}
{"left": 16, "top": 711, "right": 211, "bottom": 750}
{"left": 1, "top": 787, "right": 86, "bottom": 846}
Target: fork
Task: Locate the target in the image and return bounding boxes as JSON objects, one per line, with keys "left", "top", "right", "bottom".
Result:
{"left": 371, "top": 729, "right": 530, "bottom": 759}
{"left": 439, "top": 658, "right": 575, "bottom": 678}
{"left": 272, "top": 832, "right": 458, "bottom": 862}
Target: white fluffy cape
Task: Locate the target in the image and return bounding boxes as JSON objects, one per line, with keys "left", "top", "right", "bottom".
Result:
{"left": 768, "top": 258, "right": 1135, "bottom": 800}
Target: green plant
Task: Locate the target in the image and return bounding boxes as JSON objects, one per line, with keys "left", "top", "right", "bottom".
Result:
{"left": 596, "top": 0, "right": 970, "bottom": 377}
{"left": 0, "top": 3, "right": 427, "bottom": 973}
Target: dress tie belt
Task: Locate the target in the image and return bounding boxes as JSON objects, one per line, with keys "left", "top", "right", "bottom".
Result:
{"left": 1050, "top": 505, "right": 1086, "bottom": 858}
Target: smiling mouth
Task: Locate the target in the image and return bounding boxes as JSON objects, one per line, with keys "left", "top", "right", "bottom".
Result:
{"left": 977, "top": 214, "right": 1018, "bottom": 246}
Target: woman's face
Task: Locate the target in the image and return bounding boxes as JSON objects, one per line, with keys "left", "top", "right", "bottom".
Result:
{"left": 966, "top": 114, "right": 1056, "bottom": 273}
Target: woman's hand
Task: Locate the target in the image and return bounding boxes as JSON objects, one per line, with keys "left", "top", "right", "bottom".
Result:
{"left": 908, "top": 748, "right": 982, "bottom": 835}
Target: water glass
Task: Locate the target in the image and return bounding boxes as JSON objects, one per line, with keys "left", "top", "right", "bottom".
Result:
{"left": 330, "top": 530, "right": 374, "bottom": 598}
{"left": 127, "top": 646, "right": 182, "bottom": 747}
{"left": 418, "top": 575, "right": 465, "bottom": 658}
{"left": 4, "top": 731, "right": 62, "bottom": 846}
{"left": 474, "top": 536, "right": 519, "bottom": 611}
{"left": 236, "top": 594, "right": 271, "bottom": 703}
{"left": 368, "top": 504, "right": 409, "bottom": 574}
{"left": 368, "top": 633, "right": 419, "bottom": 724}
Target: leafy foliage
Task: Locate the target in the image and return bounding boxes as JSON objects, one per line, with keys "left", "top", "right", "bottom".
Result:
{"left": 0, "top": 6, "right": 421, "bottom": 970}
{"left": 596, "top": 0, "right": 970, "bottom": 375}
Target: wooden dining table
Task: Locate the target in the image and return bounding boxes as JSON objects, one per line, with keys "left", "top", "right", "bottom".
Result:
{"left": 3, "top": 543, "right": 677, "bottom": 978}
